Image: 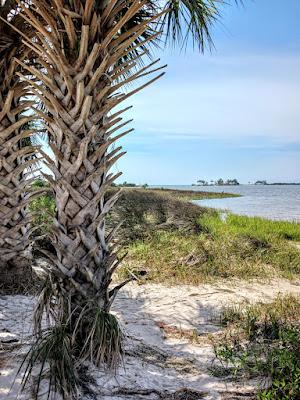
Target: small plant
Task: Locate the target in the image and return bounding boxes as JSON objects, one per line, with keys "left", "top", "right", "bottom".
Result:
{"left": 213, "top": 296, "right": 300, "bottom": 399}
{"left": 29, "top": 180, "right": 56, "bottom": 235}
{"left": 23, "top": 280, "right": 123, "bottom": 399}
{"left": 20, "top": 325, "right": 79, "bottom": 400}
{"left": 72, "top": 304, "right": 123, "bottom": 369}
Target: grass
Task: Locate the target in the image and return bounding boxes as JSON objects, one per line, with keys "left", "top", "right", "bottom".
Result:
{"left": 200, "top": 213, "right": 300, "bottom": 242}
{"left": 219, "top": 295, "right": 300, "bottom": 331}
{"left": 29, "top": 180, "right": 56, "bottom": 235}
{"left": 22, "top": 182, "right": 300, "bottom": 398}
{"left": 119, "top": 212, "right": 300, "bottom": 284}
{"left": 29, "top": 185, "right": 213, "bottom": 243}
{"left": 213, "top": 295, "right": 300, "bottom": 399}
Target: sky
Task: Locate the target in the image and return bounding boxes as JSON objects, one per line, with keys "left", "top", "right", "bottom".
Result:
{"left": 112, "top": 0, "right": 300, "bottom": 185}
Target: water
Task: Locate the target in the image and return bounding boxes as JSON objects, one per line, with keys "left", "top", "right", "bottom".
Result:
{"left": 152, "top": 185, "right": 300, "bottom": 222}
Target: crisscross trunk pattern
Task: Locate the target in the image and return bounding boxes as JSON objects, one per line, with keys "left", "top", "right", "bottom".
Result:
{"left": 0, "top": 33, "right": 36, "bottom": 272}
{"left": 17, "top": 0, "right": 166, "bottom": 310}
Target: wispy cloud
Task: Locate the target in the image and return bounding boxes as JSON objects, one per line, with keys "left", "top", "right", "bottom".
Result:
{"left": 125, "top": 52, "right": 300, "bottom": 143}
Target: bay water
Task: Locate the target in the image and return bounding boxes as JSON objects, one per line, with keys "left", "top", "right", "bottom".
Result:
{"left": 152, "top": 185, "right": 300, "bottom": 222}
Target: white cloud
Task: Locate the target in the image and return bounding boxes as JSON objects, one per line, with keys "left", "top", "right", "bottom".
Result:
{"left": 126, "top": 52, "right": 300, "bottom": 142}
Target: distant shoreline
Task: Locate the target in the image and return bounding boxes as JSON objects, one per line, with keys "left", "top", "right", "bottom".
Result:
{"left": 146, "top": 188, "right": 241, "bottom": 201}
{"left": 193, "top": 183, "right": 300, "bottom": 187}
{"left": 150, "top": 183, "right": 300, "bottom": 187}
{"left": 267, "top": 183, "right": 300, "bottom": 186}
{"left": 118, "top": 187, "right": 241, "bottom": 201}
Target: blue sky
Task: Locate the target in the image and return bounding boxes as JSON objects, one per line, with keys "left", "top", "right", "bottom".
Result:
{"left": 113, "top": 0, "right": 300, "bottom": 185}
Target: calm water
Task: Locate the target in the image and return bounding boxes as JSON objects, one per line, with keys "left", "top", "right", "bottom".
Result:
{"left": 152, "top": 185, "right": 300, "bottom": 222}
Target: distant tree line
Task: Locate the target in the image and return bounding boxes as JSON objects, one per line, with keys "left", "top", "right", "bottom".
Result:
{"left": 112, "top": 181, "right": 149, "bottom": 188}
{"left": 255, "top": 180, "right": 300, "bottom": 185}
{"left": 255, "top": 180, "right": 268, "bottom": 185}
{"left": 194, "top": 178, "right": 240, "bottom": 186}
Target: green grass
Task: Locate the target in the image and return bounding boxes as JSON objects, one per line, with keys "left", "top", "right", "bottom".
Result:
{"left": 29, "top": 180, "right": 56, "bottom": 235}
{"left": 213, "top": 295, "right": 300, "bottom": 399}
{"left": 119, "top": 213, "right": 300, "bottom": 284}
{"left": 219, "top": 295, "right": 300, "bottom": 332}
{"left": 200, "top": 213, "right": 300, "bottom": 242}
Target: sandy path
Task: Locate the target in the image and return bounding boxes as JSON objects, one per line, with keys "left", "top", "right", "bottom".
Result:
{"left": 1, "top": 278, "right": 300, "bottom": 400}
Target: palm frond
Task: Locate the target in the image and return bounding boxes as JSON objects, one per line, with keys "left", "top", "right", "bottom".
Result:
{"left": 159, "top": 0, "right": 244, "bottom": 51}
{"left": 72, "top": 303, "right": 123, "bottom": 370}
{"left": 18, "top": 325, "right": 79, "bottom": 400}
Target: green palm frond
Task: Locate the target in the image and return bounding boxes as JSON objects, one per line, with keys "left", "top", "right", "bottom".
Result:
{"left": 161, "top": 0, "right": 219, "bottom": 50}
{"left": 111, "top": 0, "right": 244, "bottom": 64}
{"left": 160, "top": 0, "right": 244, "bottom": 51}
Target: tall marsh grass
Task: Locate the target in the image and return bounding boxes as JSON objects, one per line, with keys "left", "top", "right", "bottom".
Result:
{"left": 119, "top": 213, "right": 300, "bottom": 284}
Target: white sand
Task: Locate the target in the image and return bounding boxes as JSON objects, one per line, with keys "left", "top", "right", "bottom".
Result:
{"left": 1, "top": 278, "right": 300, "bottom": 399}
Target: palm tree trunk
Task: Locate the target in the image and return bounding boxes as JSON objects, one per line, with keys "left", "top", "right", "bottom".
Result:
{"left": 15, "top": 0, "right": 234, "bottom": 396}
{"left": 0, "top": 45, "right": 37, "bottom": 292}
{"left": 0, "top": 1, "right": 41, "bottom": 292}
{"left": 14, "top": 6, "right": 165, "bottom": 394}
{"left": 17, "top": 0, "right": 165, "bottom": 312}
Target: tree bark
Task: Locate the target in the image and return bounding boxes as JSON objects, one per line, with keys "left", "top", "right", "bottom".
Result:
{"left": 18, "top": 0, "right": 165, "bottom": 311}
{"left": 0, "top": 19, "right": 36, "bottom": 290}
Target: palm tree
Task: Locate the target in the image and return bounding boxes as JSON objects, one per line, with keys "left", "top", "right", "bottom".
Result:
{"left": 0, "top": 2, "right": 38, "bottom": 290}
{"left": 16, "top": 1, "right": 242, "bottom": 397}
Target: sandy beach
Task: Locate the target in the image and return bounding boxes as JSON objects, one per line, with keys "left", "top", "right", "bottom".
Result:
{"left": 1, "top": 278, "right": 300, "bottom": 400}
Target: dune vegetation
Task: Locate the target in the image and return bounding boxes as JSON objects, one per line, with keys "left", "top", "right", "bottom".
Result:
{"left": 112, "top": 191, "right": 300, "bottom": 284}
{"left": 213, "top": 295, "right": 300, "bottom": 399}
{"left": 30, "top": 185, "right": 300, "bottom": 285}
